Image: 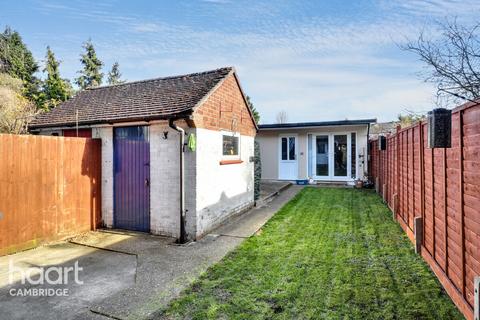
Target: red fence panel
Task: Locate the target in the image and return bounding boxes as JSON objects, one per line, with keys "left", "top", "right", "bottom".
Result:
{"left": 369, "top": 101, "right": 480, "bottom": 320}
{"left": 0, "top": 134, "right": 102, "bottom": 256}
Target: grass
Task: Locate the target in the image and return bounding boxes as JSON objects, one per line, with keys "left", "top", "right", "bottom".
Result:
{"left": 161, "top": 188, "right": 463, "bottom": 320}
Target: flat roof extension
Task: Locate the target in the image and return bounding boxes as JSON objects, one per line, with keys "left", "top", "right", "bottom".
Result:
{"left": 258, "top": 118, "right": 377, "bottom": 130}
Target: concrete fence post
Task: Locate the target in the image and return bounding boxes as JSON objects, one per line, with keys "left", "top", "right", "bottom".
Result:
{"left": 414, "top": 217, "right": 423, "bottom": 254}
{"left": 475, "top": 276, "right": 479, "bottom": 320}
{"left": 375, "top": 177, "right": 379, "bottom": 194}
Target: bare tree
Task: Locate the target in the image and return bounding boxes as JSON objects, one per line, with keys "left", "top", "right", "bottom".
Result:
{"left": 404, "top": 19, "right": 480, "bottom": 106}
{"left": 276, "top": 110, "right": 288, "bottom": 124}
{"left": 0, "top": 73, "right": 39, "bottom": 134}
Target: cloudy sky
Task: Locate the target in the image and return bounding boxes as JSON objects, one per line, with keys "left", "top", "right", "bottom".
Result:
{"left": 1, "top": 0, "right": 480, "bottom": 123}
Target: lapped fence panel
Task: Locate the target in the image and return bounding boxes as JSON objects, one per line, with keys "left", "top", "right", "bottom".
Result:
{"left": 369, "top": 101, "right": 480, "bottom": 320}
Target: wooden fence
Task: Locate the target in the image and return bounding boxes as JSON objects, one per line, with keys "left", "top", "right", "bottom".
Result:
{"left": 369, "top": 100, "right": 480, "bottom": 320}
{"left": 0, "top": 134, "right": 101, "bottom": 256}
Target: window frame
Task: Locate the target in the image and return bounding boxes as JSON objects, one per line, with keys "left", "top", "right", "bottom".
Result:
{"left": 221, "top": 130, "right": 241, "bottom": 160}
{"left": 279, "top": 134, "right": 298, "bottom": 162}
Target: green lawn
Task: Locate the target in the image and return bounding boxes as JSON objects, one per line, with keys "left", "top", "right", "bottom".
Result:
{"left": 161, "top": 188, "right": 463, "bottom": 320}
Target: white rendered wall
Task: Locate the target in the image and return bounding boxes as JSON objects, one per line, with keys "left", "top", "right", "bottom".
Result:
{"left": 195, "top": 128, "right": 255, "bottom": 237}
{"left": 257, "top": 125, "right": 370, "bottom": 181}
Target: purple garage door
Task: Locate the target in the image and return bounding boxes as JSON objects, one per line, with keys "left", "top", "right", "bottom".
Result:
{"left": 113, "top": 126, "right": 150, "bottom": 232}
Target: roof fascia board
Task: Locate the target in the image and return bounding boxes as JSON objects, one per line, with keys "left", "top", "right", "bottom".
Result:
{"left": 258, "top": 124, "right": 372, "bottom": 131}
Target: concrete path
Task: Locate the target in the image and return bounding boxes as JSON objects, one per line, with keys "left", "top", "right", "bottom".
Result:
{"left": 0, "top": 185, "right": 302, "bottom": 320}
{"left": 214, "top": 185, "right": 301, "bottom": 238}
{"left": 257, "top": 181, "right": 292, "bottom": 206}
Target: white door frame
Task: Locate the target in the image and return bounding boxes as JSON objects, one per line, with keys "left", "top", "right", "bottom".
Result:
{"left": 310, "top": 132, "right": 357, "bottom": 181}
{"left": 278, "top": 134, "right": 298, "bottom": 180}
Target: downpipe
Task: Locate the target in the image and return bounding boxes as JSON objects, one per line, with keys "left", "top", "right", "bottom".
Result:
{"left": 168, "top": 118, "right": 188, "bottom": 244}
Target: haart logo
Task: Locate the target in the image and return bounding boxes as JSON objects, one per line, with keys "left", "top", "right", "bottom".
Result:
{"left": 8, "top": 260, "right": 84, "bottom": 297}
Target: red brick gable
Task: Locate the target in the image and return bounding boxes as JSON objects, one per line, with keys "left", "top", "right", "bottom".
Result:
{"left": 192, "top": 73, "right": 257, "bottom": 137}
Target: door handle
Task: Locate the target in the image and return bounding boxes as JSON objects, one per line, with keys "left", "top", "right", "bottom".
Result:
{"left": 145, "top": 178, "right": 150, "bottom": 187}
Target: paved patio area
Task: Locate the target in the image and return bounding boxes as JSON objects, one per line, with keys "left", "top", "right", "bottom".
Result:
{"left": 0, "top": 185, "right": 301, "bottom": 320}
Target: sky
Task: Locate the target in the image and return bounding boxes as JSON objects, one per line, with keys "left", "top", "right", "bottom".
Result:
{"left": 1, "top": 0, "right": 480, "bottom": 123}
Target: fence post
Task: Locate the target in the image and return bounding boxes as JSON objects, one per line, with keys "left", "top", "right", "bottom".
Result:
{"left": 375, "top": 177, "right": 379, "bottom": 194}
{"left": 383, "top": 183, "right": 387, "bottom": 203}
{"left": 414, "top": 217, "right": 423, "bottom": 254}
{"left": 419, "top": 123, "right": 425, "bottom": 248}
{"left": 396, "top": 129, "right": 401, "bottom": 218}
{"left": 459, "top": 110, "right": 466, "bottom": 297}
{"left": 475, "top": 276, "right": 479, "bottom": 320}
{"left": 393, "top": 193, "right": 398, "bottom": 220}
{"left": 443, "top": 147, "right": 449, "bottom": 274}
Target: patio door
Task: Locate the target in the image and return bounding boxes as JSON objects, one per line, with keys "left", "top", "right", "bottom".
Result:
{"left": 312, "top": 133, "right": 352, "bottom": 181}
{"left": 333, "top": 134, "right": 348, "bottom": 178}
{"left": 278, "top": 135, "right": 298, "bottom": 180}
{"left": 314, "top": 135, "right": 329, "bottom": 178}
{"left": 113, "top": 126, "right": 150, "bottom": 232}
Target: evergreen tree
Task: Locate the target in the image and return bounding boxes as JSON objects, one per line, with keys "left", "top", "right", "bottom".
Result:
{"left": 75, "top": 40, "right": 103, "bottom": 89}
{"left": 246, "top": 95, "right": 260, "bottom": 123}
{"left": 0, "top": 26, "right": 41, "bottom": 105}
{"left": 107, "top": 62, "right": 125, "bottom": 85}
{"left": 42, "top": 46, "right": 73, "bottom": 110}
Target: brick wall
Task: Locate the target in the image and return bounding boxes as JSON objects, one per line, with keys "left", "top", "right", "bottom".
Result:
{"left": 193, "top": 73, "right": 256, "bottom": 137}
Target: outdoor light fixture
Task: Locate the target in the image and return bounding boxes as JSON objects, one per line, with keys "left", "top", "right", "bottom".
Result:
{"left": 427, "top": 108, "right": 452, "bottom": 148}
{"left": 378, "top": 136, "right": 387, "bottom": 150}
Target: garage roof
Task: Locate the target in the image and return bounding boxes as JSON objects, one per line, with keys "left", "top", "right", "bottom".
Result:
{"left": 29, "top": 67, "right": 233, "bottom": 129}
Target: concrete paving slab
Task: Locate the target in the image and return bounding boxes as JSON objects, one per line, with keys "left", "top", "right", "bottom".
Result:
{"left": 259, "top": 180, "right": 292, "bottom": 199}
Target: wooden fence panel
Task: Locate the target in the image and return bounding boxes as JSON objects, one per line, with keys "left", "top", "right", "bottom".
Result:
{"left": 0, "top": 134, "right": 101, "bottom": 256}
{"left": 369, "top": 101, "right": 480, "bottom": 320}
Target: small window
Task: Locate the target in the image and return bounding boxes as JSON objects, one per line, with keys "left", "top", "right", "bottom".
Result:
{"left": 223, "top": 134, "right": 239, "bottom": 156}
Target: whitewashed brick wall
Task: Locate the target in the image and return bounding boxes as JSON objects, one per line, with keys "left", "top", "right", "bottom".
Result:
{"left": 149, "top": 123, "right": 197, "bottom": 238}
{"left": 92, "top": 127, "right": 114, "bottom": 227}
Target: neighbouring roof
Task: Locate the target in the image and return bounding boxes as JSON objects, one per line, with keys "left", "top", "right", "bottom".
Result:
{"left": 30, "top": 67, "right": 234, "bottom": 129}
{"left": 258, "top": 119, "right": 377, "bottom": 130}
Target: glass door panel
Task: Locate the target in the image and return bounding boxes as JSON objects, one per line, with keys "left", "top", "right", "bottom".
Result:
{"left": 333, "top": 134, "right": 348, "bottom": 177}
{"left": 315, "top": 135, "right": 329, "bottom": 176}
